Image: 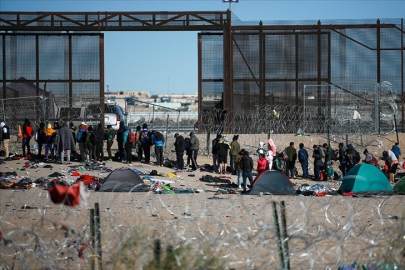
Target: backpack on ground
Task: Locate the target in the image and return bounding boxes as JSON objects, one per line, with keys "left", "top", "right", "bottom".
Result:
{"left": 127, "top": 131, "right": 136, "bottom": 144}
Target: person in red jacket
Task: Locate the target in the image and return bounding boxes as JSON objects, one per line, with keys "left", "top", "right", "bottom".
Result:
{"left": 257, "top": 153, "right": 267, "bottom": 174}
{"left": 22, "top": 118, "right": 33, "bottom": 157}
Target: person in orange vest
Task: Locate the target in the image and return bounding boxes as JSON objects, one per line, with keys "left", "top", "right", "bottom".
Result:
{"left": 22, "top": 118, "right": 33, "bottom": 157}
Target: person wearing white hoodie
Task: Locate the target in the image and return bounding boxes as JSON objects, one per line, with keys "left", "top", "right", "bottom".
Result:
{"left": 0, "top": 122, "right": 10, "bottom": 158}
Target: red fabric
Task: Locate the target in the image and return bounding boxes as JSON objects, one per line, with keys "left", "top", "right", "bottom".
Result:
{"left": 48, "top": 183, "right": 80, "bottom": 207}
{"left": 319, "top": 171, "right": 327, "bottom": 181}
{"left": 25, "top": 163, "right": 31, "bottom": 167}
{"left": 315, "top": 191, "right": 328, "bottom": 196}
{"left": 257, "top": 157, "right": 267, "bottom": 172}
{"left": 78, "top": 174, "right": 95, "bottom": 185}
{"left": 342, "top": 192, "right": 355, "bottom": 197}
{"left": 23, "top": 126, "right": 33, "bottom": 139}
{"left": 71, "top": 171, "right": 80, "bottom": 176}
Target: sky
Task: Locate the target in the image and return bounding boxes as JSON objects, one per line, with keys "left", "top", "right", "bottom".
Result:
{"left": 1, "top": 0, "right": 405, "bottom": 95}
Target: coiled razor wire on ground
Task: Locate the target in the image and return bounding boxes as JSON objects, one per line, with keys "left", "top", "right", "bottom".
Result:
{"left": 1, "top": 189, "right": 404, "bottom": 269}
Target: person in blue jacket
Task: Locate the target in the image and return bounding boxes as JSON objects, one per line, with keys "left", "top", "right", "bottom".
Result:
{"left": 152, "top": 130, "right": 164, "bottom": 166}
{"left": 391, "top": 142, "right": 401, "bottom": 159}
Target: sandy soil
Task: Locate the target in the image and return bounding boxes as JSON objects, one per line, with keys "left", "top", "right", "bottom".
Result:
{"left": 1, "top": 133, "right": 404, "bottom": 269}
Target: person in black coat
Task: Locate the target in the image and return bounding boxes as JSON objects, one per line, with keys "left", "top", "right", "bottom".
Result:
{"left": 35, "top": 122, "right": 45, "bottom": 158}
{"left": 116, "top": 122, "right": 126, "bottom": 162}
{"left": 312, "top": 144, "right": 324, "bottom": 181}
{"left": 239, "top": 151, "right": 254, "bottom": 192}
{"left": 174, "top": 133, "right": 185, "bottom": 170}
{"left": 93, "top": 123, "right": 105, "bottom": 162}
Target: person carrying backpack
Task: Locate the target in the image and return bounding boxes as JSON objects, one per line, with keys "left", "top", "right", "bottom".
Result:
{"left": 76, "top": 123, "right": 88, "bottom": 162}
{"left": 105, "top": 124, "right": 116, "bottom": 161}
{"left": 152, "top": 130, "right": 164, "bottom": 166}
{"left": 140, "top": 123, "right": 151, "bottom": 164}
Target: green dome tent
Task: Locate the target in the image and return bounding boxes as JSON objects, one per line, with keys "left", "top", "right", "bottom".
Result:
{"left": 339, "top": 163, "right": 393, "bottom": 194}
{"left": 393, "top": 176, "right": 405, "bottom": 194}
{"left": 249, "top": 170, "right": 296, "bottom": 195}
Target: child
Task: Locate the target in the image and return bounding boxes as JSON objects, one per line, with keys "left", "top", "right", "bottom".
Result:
{"left": 257, "top": 153, "right": 267, "bottom": 174}
{"left": 326, "top": 161, "right": 335, "bottom": 181}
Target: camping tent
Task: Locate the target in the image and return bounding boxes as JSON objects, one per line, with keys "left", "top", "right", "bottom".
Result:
{"left": 249, "top": 170, "right": 296, "bottom": 195}
{"left": 339, "top": 163, "right": 393, "bottom": 194}
{"left": 98, "top": 168, "right": 148, "bottom": 192}
{"left": 393, "top": 176, "right": 405, "bottom": 194}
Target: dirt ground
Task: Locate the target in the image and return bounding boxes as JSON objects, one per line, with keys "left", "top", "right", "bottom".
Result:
{"left": 1, "top": 133, "right": 405, "bottom": 269}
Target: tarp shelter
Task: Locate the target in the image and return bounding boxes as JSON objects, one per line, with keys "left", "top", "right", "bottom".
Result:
{"left": 249, "top": 170, "right": 296, "bottom": 195}
{"left": 339, "top": 163, "right": 393, "bottom": 194}
{"left": 98, "top": 168, "right": 148, "bottom": 192}
{"left": 393, "top": 176, "right": 405, "bottom": 194}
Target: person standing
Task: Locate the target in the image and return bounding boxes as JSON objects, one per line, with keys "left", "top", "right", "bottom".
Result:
{"left": 298, "top": 143, "right": 309, "bottom": 179}
{"left": 234, "top": 149, "right": 245, "bottom": 189}
{"left": 218, "top": 136, "right": 231, "bottom": 174}
{"left": 93, "top": 123, "right": 105, "bottom": 162}
{"left": 174, "top": 133, "right": 185, "bottom": 171}
{"left": 76, "top": 124, "right": 88, "bottom": 162}
{"left": 123, "top": 126, "right": 133, "bottom": 164}
{"left": 141, "top": 123, "right": 151, "bottom": 164}
{"left": 323, "top": 143, "right": 334, "bottom": 167}
{"left": 55, "top": 120, "right": 76, "bottom": 164}
{"left": 189, "top": 132, "right": 200, "bottom": 170}
{"left": 35, "top": 122, "right": 45, "bottom": 158}
{"left": 43, "top": 123, "right": 55, "bottom": 160}
{"left": 285, "top": 142, "right": 297, "bottom": 178}
{"left": 86, "top": 126, "right": 96, "bottom": 162}
{"left": 337, "top": 142, "right": 347, "bottom": 177}
{"left": 212, "top": 134, "right": 222, "bottom": 173}
{"left": 105, "top": 125, "right": 116, "bottom": 161}
{"left": 116, "top": 122, "right": 126, "bottom": 162}
{"left": 383, "top": 150, "right": 399, "bottom": 184}
{"left": 134, "top": 125, "right": 142, "bottom": 161}
{"left": 257, "top": 153, "right": 267, "bottom": 174}
{"left": 229, "top": 135, "right": 240, "bottom": 174}
{"left": 391, "top": 142, "right": 401, "bottom": 159}
{"left": 312, "top": 144, "right": 324, "bottom": 181}
{"left": 239, "top": 150, "right": 254, "bottom": 193}
{"left": 152, "top": 130, "right": 164, "bottom": 166}
{"left": 22, "top": 118, "right": 33, "bottom": 157}
{"left": 266, "top": 139, "right": 276, "bottom": 170}
{"left": 0, "top": 122, "right": 10, "bottom": 158}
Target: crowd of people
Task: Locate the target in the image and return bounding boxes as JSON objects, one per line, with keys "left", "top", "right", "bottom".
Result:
{"left": 0, "top": 119, "right": 402, "bottom": 186}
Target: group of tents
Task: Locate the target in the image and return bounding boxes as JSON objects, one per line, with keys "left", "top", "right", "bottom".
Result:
{"left": 94, "top": 163, "right": 405, "bottom": 195}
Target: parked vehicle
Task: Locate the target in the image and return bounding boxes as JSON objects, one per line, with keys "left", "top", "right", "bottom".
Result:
{"left": 86, "top": 103, "right": 126, "bottom": 130}
{"left": 57, "top": 103, "right": 126, "bottom": 130}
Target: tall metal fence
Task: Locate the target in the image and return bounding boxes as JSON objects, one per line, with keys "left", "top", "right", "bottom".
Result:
{"left": 0, "top": 82, "right": 399, "bottom": 137}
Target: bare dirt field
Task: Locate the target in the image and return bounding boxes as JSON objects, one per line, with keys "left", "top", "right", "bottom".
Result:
{"left": 1, "top": 133, "right": 405, "bottom": 269}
